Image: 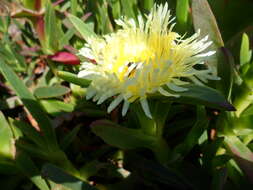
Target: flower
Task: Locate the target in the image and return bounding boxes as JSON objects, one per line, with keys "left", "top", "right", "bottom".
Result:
{"left": 78, "top": 3, "right": 218, "bottom": 118}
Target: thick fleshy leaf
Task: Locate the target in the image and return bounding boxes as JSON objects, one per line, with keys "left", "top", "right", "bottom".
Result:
{"left": 91, "top": 120, "right": 156, "bottom": 149}
{"left": 57, "top": 71, "right": 90, "bottom": 87}
{"left": 217, "top": 47, "right": 234, "bottom": 99}
{"left": 241, "top": 104, "right": 253, "bottom": 117}
{"left": 60, "top": 126, "right": 80, "bottom": 150}
{"left": 0, "top": 160, "right": 19, "bottom": 175}
{"left": 16, "top": 152, "right": 50, "bottom": 190}
{"left": 192, "top": 0, "right": 224, "bottom": 48}
{"left": 44, "top": 2, "right": 62, "bottom": 53}
{"left": 39, "top": 99, "right": 74, "bottom": 116}
{"left": 224, "top": 135, "right": 253, "bottom": 184}
{"left": 48, "top": 51, "right": 80, "bottom": 65}
{"left": 68, "top": 14, "right": 97, "bottom": 41}
{"left": 42, "top": 163, "right": 98, "bottom": 190}
{"left": 125, "top": 153, "right": 193, "bottom": 189}
{"left": 175, "top": 106, "right": 209, "bottom": 158}
{"left": 11, "top": 8, "right": 42, "bottom": 18}
{"left": 10, "top": 119, "right": 46, "bottom": 148}
{"left": 35, "top": 16, "right": 46, "bottom": 46}
{"left": 208, "top": 0, "right": 253, "bottom": 42}
{"left": 240, "top": 33, "right": 252, "bottom": 66}
{"left": 152, "top": 84, "right": 235, "bottom": 111}
{"left": 192, "top": 0, "right": 224, "bottom": 72}
{"left": 211, "top": 168, "right": 228, "bottom": 190}
{"left": 0, "top": 111, "right": 15, "bottom": 160}
{"left": 0, "top": 60, "right": 58, "bottom": 151}
{"left": 21, "top": 0, "right": 45, "bottom": 10}
{"left": 176, "top": 0, "right": 189, "bottom": 32}
{"left": 34, "top": 85, "right": 70, "bottom": 99}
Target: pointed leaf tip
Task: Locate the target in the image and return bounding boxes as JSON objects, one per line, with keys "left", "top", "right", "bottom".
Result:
{"left": 48, "top": 51, "right": 80, "bottom": 65}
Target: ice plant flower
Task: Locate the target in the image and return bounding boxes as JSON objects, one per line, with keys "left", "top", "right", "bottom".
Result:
{"left": 78, "top": 3, "right": 218, "bottom": 118}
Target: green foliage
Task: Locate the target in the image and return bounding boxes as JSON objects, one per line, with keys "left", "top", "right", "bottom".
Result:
{"left": 1, "top": 0, "right": 253, "bottom": 189}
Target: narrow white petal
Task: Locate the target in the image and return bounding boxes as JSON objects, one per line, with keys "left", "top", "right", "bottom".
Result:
{"left": 79, "top": 47, "right": 94, "bottom": 60}
{"left": 166, "top": 83, "right": 188, "bottom": 92}
{"left": 158, "top": 87, "right": 179, "bottom": 97}
{"left": 107, "top": 95, "right": 124, "bottom": 113}
{"left": 140, "top": 98, "right": 152, "bottom": 119}
{"left": 195, "top": 51, "right": 216, "bottom": 57}
{"left": 122, "top": 100, "right": 130, "bottom": 116}
{"left": 86, "top": 87, "right": 97, "bottom": 100}
{"left": 97, "top": 91, "right": 115, "bottom": 104}
{"left": 172, "top": 78, "right": 189, "bottom": 85}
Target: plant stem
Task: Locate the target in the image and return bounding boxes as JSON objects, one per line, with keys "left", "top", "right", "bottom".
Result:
{"left": 151, "top": 138, "right": 170, "bottom": 165}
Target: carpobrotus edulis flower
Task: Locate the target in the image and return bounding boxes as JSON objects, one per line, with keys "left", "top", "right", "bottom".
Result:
{"left": 78, "top": 3, "right": 218, "bottom": 118}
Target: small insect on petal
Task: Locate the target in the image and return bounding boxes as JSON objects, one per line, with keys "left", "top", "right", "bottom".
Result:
{"left": 48, "top": 51, "right": 80, "bottom": 65}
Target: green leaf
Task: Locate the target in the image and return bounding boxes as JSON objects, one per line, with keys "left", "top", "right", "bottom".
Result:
{"left": 192, "top": 0, "right": 224, "bottom": 48}
{"left": 240, "top": 33, "right": 252, "bottom": 66}
{"left": 68, "top": 14, "right": 97, "bottom": 41}
{"left": 42, "top": 163, "right": 98, "bottom": 190}
{"left": 109, "top": 0, "right": 121, "bottom": 19}
{"left": 15, "top": 152, "right": 50, "bottom": 190}
{"left": 120, "top": 0, "right": 137, "bottom": 19}
{"left": 21, "top": 0, "right": 36, "bottom": 10}
{"left": 241, "top": 104, "right": 253, "bottom": 117}
{"left": 217, "top": 47, "right": 234, "bottom": 99}
{"left": 202, "top": 137, "right": 224, "bottom": 171}
{"left": 176, "top": 0, "right": 189, "bottom": 32}
{"left": 91, "top": 120, "right": 156, "bottom": 149}
{"left": 142, "top": 0, "right": 154, "bottom": 11}
{"left": 192, "top": 0, "right": 224, "bottom": 72}
{"left": 60, "top": 126, "right": 81, "bottom": 150}
{"left": 10, "top": 119, "right": 46, "bottom": 148}
{"left": 224, "top": 135, "right": 253, "bottom": 184}
{"left": 175, "top": 106, "right": 209, "bottom": 158}
{"left": 59, "top": 28, "right": 75, "bottom": 50}
{"left": 125, "top": 153, "right": 192, "bottom": 189}
{"left": 40, "top": 99, "right": 74, "bottom": 116}
{"left": 70, "top": 0, "right": 78, "bottom": 16}
{"left": 45, "top": 2, "right": 61, "bottom": 53}
{"left": 208, "top": 0, "right": 253, "bottom": 42}
{"left": 34, "top": 85, "right": 70, "bottom": 99}
{"left": 96, "top": 2, "right": 113, "bottom": 33}
{"left": 0, "top": 160, "right": 19, "bottom": 175}
{"left": 57, "top": 71, "right": 90, "bottom": 87}
{"left": 0, "top": 111, "right": 15, "bottom": 160}
{"left": 211, "top": 168, "right": 228, "bottom": 190}
{"left": 152, "top": 84, "right": 235, "bottom": 111}
{"left": 0, "top": 60, "right": 58, "bottom": 151}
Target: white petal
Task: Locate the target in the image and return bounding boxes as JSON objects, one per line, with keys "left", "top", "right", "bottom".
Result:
{"left": 158, "top": 87, "right": 179, "bottom": 97}
{"left": 86, "top": 87, "right": 97, "bottom": 100}
{"left": 122, "top": 100, "right": 130, "bottom": 116}
{"left": 140, "top": 98, "right": 152, "bottom": 119}
{"left": 107, "top": 95, "right": 124, "bottom": 113}
{"left": 195, "top": 51, "right": 216, "bottom": 57}
{"left": 79, "top": 47, "right": 94, "bottom": 60}
{"left": 166, "top": 83, "right": 188, "bottom": 92}
{"left": 97, "top": 91, "right": 115, "bottom": 104}
{"left": 172, "top": 78, "right": 189, "bottom": 85}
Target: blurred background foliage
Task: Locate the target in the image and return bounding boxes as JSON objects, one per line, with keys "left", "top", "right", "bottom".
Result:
{"left": 1, "top": 0, "right": 253, "bottom": 189}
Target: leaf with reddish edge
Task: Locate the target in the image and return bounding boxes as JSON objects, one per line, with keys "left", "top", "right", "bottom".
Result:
{"left": 224, "top": 135, "right": 253, "bottom": 184}
{"left": 48, "top": 52, "right": 80, "bottom": 65}
{"left": 35, "top": 16, "right": 45, "bottom": 42}
{"left": 34, "top": 0, "right": 41, "bottom": 11}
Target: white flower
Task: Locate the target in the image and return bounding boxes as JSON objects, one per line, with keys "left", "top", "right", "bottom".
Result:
{"left": 78, "top": 3, "right": 218, "bottom": 118}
